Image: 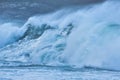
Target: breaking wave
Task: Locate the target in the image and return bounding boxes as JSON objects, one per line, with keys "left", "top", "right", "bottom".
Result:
{"left": 0, "top": 1, "right": 120, "bottom": 71}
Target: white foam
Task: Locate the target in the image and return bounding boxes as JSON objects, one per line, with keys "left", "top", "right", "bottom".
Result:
{"left": 0, "top": 23, "right": 26, "bottom": 48}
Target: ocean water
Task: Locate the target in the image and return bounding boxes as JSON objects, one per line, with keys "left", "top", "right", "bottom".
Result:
{"left": 0, "top": 0, "right": 120, "bottom": 80}
{"left": 0, "top": 66, "right": 120, "bottom": 80}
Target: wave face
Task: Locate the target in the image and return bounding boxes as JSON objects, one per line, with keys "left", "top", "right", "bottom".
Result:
{"left": 0, "top": 1, "right": 120, "bottom": 70}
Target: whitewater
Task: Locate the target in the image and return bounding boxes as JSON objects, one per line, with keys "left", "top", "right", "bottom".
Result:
{"left": 0, "top": 0, "right": 120, "bottom": 76}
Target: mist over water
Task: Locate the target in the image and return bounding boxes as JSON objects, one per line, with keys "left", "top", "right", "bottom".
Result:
{"left": 62, "top": 1, "right": 120, "bottom": 70}
{"left": 0, "top": 0, "right": 120, "bottom": 71}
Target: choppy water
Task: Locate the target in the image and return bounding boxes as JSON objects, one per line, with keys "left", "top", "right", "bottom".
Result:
{"left": 0, "top": 66, "right": 120, "bottom": 80}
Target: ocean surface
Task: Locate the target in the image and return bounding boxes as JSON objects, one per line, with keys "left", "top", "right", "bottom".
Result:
{"left": 0, "top": 0, "right": 120, "bottom": 80}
